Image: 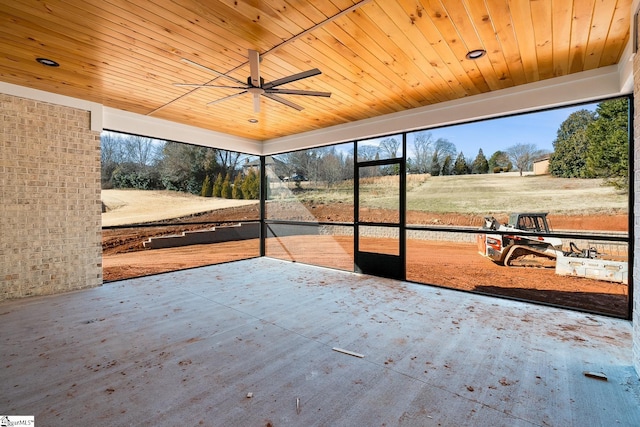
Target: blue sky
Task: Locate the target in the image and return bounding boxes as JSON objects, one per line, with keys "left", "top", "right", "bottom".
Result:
{"left": 422, "top": 102, "right": 599, "bottom": 157}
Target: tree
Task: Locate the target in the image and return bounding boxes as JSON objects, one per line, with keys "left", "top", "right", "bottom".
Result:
{"left": 506, "top": 143, "right": 543, "bottom": 176}
{"left": 123, "top": 135, "right": 160, "bottom": 167}
{"left": 159, "top": 142, "right": 212, "bottom": 194}
{"left": 471, "top": 148, "right": 489, "bottom": 174}
{"left": 100, "top": 131, "right": 125, "bottom": 188}
{"left": 201, "top": 175, "right": 213, "bottom": 197}
{"left": 379, "top": 137, "right": 401, "bottom": 159}
{"left": 213, "top": 173, "right": 223, "bottom": 197}
{"left": 221, "top": 173, "right": 232, "bottom": 198}
{"left": 548, "top": 109, "right": 595, "bottom": 178}
{"left": 453, "top": 152, "right": 469, "bottom": 175}
{"left": 101, "top": 133, "right": 164, "bottom": 190}
{"left": 441, "top": 155, "right": 453, "bottom": 176}
{"left": 242, "top": 168, "right": 260, "bottom": 199}
{"left": 433, "top": 138, "right": 457, "bottom": 167}
{"left": 488, "top": 150, "right": 512, "bottom": 173}
{"left": 410, "top": 131, "right": 434, "bottom": 173}
{"left": 283, "top": 149, "right": 320, "bottom": 181}
{"left": 430, "top": 151, "right": 441, "bottom": 176}
{"left": 318, "top": 147, "right": 346, "bottom": 186}
{"left": 585, "top": 98, "right": 629, "bottom": 181}
{"left": 232, "top": 174, "right": 244, "bottom": 199}
{"left": 355, "top": 144, "right": 378, "bottom": 161}
{"left": 216, "top": 150, "right": 242, "bottom": 177}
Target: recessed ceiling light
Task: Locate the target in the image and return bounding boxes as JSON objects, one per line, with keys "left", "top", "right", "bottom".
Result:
{"left": 465, "top": 49, "right": 486, "bottom": 60}
{"left": 248, "top": 119, "right": 258, "bottom": 123}
{"left": 36, "top": 57, "right": 60, "bottom": 67}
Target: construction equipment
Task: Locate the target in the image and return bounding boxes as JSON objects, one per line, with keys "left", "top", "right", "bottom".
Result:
{"left": 478, "top": 213, "right": 562, "bottom": 267}
{"left": 477, "top": 212, "right": 628, "bottom": 283}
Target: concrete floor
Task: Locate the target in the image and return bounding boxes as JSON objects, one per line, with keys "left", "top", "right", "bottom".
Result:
{"left": 2, "top": 257, "right": 639, "bottom": 426}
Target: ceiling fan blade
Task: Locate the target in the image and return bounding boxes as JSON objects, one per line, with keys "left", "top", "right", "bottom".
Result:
{"left": 207, "top": 91, "right": 247, "bottom": 106}
{"left": 263, "top": 93, "right": 304, "bottom": 111}
{"left": 263, "top": 69, "right": 322, "bottom": 89}
{"left": 266, "top": 88, "right": 331, "bottom": 97}
{"left": 173, "top": 83, "right": 247, "bottom": 90}
{"left": 248, "top": 49, "right": 261, "bottom": 87}
{"left": 181, "top": 58, "right": 248, "bottom": 87}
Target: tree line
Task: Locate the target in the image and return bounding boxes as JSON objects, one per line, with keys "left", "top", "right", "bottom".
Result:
{"left": 406, "top": 132, "right": 545, "bottom": 177}
{"left": 101, "top": 133, "right": 259, "bottom": 199}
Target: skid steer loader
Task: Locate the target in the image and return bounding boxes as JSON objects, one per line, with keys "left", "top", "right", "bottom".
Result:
{"left": 478, "top": 212, "right": 628, "bottom": 283}
{"left": 477, "top": 212, "right": 563, "bottom": 267}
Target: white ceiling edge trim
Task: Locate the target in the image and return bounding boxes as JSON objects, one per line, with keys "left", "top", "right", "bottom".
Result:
{"left": 101, "top": 107, "right": 262, "bottom": 154}
{"left": 0, "top": 81, "right": 263, "bottom": 155}
{"left": 262, "top": 64, "right": 630, "bottom": 155}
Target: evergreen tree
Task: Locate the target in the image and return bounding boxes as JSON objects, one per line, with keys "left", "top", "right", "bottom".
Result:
{"left": 453, "top": 152, "right": 468, "bottom": 175}
{"left": 585, "top": 98, "right": 629, "bottom": 180}
{"left": 232, "top": 174, "right": 244, "bottom": 199}
{"left": 548, "top": 109, "right": 595, "bottom": 178}
{"left": 221, "top": 173, "right": 232, "bottom": 198}
{"left": 213, "top": 173, "right": 223, "bottom": 197}
{"left": 441, "top": 155, "right": 453, "bottom": 176}
{"left": 430, "top": 151, "right": 441, "bottom": 176}
{"left": 242, "top": 168, "right": 260, "bottom": 199}
{"left": 471, "top": 148, "right": 489, "bottom": 174}
{"left": 200, "top": 174, "right": 213, "bottom": 197}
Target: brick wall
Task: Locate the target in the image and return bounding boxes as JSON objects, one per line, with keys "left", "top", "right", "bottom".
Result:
{"left": 0, "top": 93, "right": 102, "bottom": 300}
{"left": 634, "top": 43, "right": 640, "bottom": 377}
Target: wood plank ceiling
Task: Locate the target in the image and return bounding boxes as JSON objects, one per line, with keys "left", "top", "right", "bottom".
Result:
{"left": 0, "top": 0, "right": 632, "bottom": 141}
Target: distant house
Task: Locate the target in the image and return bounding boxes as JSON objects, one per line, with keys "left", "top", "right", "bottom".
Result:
{"left": 242, "top": 156, "right": 267, "bottom": 176}
{"left": 533, "top": 154, "right": 551, "bottom": 175}
{"left": 242, "top": 156, "right": 289, "bottom": 179}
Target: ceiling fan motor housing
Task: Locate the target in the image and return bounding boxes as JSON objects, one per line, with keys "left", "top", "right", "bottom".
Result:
{"left": 248, "top": 76, "right": 265, "bottom": 88}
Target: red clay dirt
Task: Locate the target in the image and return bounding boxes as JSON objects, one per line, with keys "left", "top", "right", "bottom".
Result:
{"left": 102, "top": 203, "right": 629, "bottom": 317}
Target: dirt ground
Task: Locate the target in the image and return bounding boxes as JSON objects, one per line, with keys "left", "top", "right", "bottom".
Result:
{"left": 102, "top": 203, "right": 629, "bottom": 317}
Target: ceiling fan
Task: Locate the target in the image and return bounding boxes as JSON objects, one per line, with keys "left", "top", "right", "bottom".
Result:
{"left": 175, "top": 49, "right": 331, "bottom": 113}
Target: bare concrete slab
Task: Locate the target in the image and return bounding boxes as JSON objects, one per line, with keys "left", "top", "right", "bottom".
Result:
{"left": 1, "top": 258, "right": 638, "bottom": 426}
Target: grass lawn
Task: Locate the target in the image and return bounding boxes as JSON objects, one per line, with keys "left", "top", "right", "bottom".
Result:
{"left": 405, "top": 173, "right": 627, "bottom": 215}
{"left": 274, "top": 172, "right": 628, "bottom": 216}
